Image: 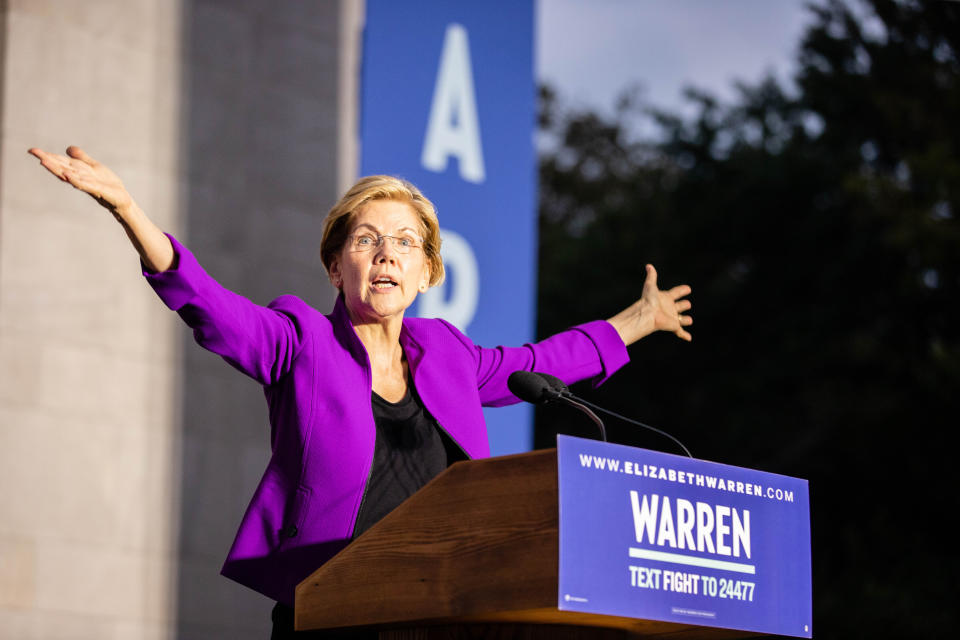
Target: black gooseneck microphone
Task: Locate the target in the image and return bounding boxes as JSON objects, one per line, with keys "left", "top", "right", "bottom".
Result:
{"left": 507, "top": 370, "right": 607, "bottom": 441}
{"left": 507, "top": 370, "right": 693, "bottom": 458}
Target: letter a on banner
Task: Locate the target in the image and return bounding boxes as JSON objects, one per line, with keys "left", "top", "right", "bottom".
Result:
{"left": 421, "top": 24, "right": 486, "bottom": 183}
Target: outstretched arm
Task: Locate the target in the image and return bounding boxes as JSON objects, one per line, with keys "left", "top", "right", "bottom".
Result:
{"left": 28, "top": 145, "right": 174, "bottom": 273}
{"left": 29, "top": 145, "right": 307, "bottom": 385}
{"left": 606, "top": 264, "right": 693, "bottom": 346}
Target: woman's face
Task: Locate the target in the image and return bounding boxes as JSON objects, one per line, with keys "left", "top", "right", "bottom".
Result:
{"left": 329, "top": 199, "right": 430, "bottom": 326}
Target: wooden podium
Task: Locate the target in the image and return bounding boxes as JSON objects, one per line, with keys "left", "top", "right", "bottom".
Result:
{"left": 296, "top": 450, "right": 755, "bottom": 639}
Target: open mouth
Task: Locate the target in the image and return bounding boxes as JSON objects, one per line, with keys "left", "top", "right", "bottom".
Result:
{"left": 372, "top": 276, "right": 398, "bottom": 289}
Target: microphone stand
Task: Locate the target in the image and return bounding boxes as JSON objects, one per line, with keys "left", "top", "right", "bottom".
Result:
{"left": 547, "top": 391, "right": 607, "bottom": 442}
{"left": 538, "top": 372, "right": 692, "bottom": 458}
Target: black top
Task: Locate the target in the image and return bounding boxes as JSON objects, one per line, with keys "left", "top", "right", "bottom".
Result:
{"left": 351, "top": 385, "right": 466, "bottom": 538}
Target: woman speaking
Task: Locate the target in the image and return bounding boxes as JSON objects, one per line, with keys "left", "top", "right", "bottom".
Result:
{"left": 29, "top": 145, "right": 693, "bottom": 637}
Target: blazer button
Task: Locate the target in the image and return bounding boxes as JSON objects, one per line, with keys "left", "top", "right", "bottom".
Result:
{"left": 282, "top": 525, "right": 298, "bottom": 538}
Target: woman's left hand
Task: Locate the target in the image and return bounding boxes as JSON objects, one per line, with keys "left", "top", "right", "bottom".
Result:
{"left": 606, "top": 264, "right": 692, "bottom": 346}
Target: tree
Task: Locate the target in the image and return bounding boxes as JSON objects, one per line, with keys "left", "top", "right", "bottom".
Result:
{"left": 536, "top": 1, "right": 959, "bottom": 635}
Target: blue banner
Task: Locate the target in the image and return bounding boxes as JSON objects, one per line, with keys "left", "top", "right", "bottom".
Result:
{"left": 360, "top": 0, "right": 537, "bottom": 455}
{"left": 558, "top": 436, "right": 812, "bottom": 638}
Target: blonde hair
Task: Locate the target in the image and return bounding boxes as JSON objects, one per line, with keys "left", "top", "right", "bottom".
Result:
{"left": 320, "top": 175, "right": 444, "bottom": 287}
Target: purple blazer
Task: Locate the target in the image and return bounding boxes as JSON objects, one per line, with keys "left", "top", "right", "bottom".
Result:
{"left": 144, "top": 235, "right": 629, "bottom": 606}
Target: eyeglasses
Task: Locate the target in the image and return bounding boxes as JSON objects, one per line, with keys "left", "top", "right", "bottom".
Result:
{"left": 347, "top": 232, "right": 423, "bottom": 254}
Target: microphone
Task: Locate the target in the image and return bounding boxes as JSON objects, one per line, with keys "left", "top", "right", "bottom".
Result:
{"left": 508, "top": 370, "right": 693, "bottom": 458}
{"left": 535, "top": 372, "right": 572, "bottom": 397}
{"left": 508, "top": 371, "right": 606, "bottom": 441}
{"left": 506, "top": 370, "right": 558, "bottom": 405}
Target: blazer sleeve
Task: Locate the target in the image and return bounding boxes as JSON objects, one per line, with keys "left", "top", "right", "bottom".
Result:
{"left": 438, "top": 319, "right": 630, "bottom": 407}
{"left": 142, "top": 233, "right": 307, "bottom": 386}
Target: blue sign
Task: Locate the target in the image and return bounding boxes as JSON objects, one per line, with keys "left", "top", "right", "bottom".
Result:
{"left": 360, "top": 0, "right": 537, "bottom": 455}
{"left": 557, "top": 436, "right": 812, "bottom": 638}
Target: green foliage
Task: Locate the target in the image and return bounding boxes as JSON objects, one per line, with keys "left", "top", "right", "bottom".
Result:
{"left": 536, "top": 1, "right": 959, "bottom": 635}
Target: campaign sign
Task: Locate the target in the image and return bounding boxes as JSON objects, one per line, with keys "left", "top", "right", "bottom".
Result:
{"left": 557, "top": 435, "right": 812, "bottom": 638}
{"left": 361, "top": 0, "right": 537, "bottom": 455}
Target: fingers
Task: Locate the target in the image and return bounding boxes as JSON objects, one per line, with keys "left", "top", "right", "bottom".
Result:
{"left": 677, "top": 311, "right": 693, "bottom": 341}
{"left": 646, "top": 265, "right": 690, "bottom": 301}
{"left": 29, "top": 146, "right": 97, "bottom": 173}
{"left": 673, "top": 286, "right": 692, "bottom": 341}
{"left": 644, "top": 264, "right": 658, "bottom": 288}
{"left": 635, "top": 264, "right": 693, "bottom": 342}
{"left": 29, "top": 147, "right": 72, "bottom": 181}
{"left": 66, "top": 145, "right": 98, "bottom": 166}
{"left": 29, "top": 146, "right": 106, "bottom": 199}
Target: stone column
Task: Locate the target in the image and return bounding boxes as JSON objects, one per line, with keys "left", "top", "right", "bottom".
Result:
{"left": 0, "top": 1, "right": 359, "bottom": 637}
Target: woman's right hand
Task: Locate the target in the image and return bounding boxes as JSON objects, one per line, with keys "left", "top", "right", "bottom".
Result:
{"left": 28, "top": 145, "right": 135, "bottom": 221}
{"left": 28, "top": 145, "right": 174, "bottom": 272}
